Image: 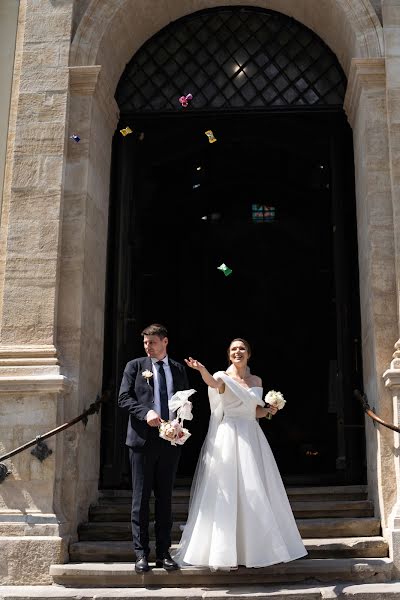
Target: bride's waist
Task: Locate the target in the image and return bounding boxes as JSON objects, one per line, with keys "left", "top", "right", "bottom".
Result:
{"left": 222, "top": 413, "right": 256, "bottom": 421}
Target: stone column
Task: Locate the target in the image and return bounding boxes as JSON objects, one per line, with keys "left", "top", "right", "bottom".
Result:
{"left": 344, "top": 58, "right": 398, "bottom": 535}
{"left": 0, "top": 0, "right": 19, "bottom": 211}
{"left": 0, "top": 0, "right": 75, "bottom": 585}
{"left": 381, "top": 0, "right": 400, "bottom": 577}
{"left": 54, "top": 65, "right": 119, "bottom": 546}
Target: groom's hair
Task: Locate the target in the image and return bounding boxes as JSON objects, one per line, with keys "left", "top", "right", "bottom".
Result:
{"left": 141, "top": 323, "right": 168, "bottom": 339}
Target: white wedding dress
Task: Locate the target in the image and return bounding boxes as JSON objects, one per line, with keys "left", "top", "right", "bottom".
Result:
{"left": 173, "top": 372, "right": 307, "bottom": 569}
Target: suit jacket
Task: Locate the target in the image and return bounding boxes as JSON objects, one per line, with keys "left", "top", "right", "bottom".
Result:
{"left": 118, "top": 356, "right": 189, "bottom": 448}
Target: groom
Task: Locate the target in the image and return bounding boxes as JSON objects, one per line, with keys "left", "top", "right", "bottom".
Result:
{"left": 118, "top": 323, "right": 189, "bottom": 573}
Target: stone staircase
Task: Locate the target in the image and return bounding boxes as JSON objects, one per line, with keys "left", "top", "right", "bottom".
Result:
{"left": 49, "top": 483, "right": 393, "bottom": 587}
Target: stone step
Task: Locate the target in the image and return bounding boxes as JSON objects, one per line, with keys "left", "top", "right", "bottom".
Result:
{"left": 98, "top": 485, "right": 368, "bottom": 504}
{"left": 69, "top": 536, "right": 388, "bottom": 562}
{"left": 78, "top": 517, "right": 381, "bottom": 541}
{"left": 49, "top": 558, "right": 393, "bottom": 586}
{"left": 6, "top": 582, "right": 400, "bottom": 600}
{"left": 89, "top": 500, "right": 374, "bottom": 522}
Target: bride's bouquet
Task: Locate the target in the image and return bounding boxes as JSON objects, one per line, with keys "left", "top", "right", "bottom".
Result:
{"left": 159, "top": 389, "right": 196, "bottom": 446}
{"left": 264, "top": 390, "right": 286, "bottom": 420}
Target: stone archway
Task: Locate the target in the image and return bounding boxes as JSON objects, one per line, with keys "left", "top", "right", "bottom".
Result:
{"left": 70, "top": 0, "right": 383, "bottom": 76}
{"left": 39, "top": 0, "right": 400, "bottom": 577}
{"left": 60, "top": 0, "right": 399, "bottom": 538}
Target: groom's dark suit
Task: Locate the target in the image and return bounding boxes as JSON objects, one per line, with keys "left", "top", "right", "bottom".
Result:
{"left": 118, "top": 356, "right": 189, "bottom": 559}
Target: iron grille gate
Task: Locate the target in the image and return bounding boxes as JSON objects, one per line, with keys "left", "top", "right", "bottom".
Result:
{"left": 116, "top": 7, "right": 346, "bottom": 113}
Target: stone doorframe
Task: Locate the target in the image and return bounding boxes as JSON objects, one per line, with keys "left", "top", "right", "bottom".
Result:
{"left": 1, "top": 0, "right": 400, "bottom": 585}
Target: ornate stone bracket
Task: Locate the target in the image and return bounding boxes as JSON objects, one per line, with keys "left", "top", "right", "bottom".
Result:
{"left": 0, "top": 463, "right": 11, "bottom": 483}
{"left": 344, "top": 58, "right": 386, "bottom": 127}
{"left": 69, "top": 65, "right": 102, "bottom": 96}
{"left": 30, "top": 439, "right": 52, "bottom": 462}
{"left": 383, "top": 340, "right": 400, "bottom": 390}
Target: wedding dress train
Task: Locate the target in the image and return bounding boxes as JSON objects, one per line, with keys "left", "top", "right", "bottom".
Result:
{"left": 173, "top": 372, "right": 307, "bottom": 569}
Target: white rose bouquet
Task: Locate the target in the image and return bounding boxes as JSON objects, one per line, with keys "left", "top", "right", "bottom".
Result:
{"left": 264, "top": 390, "right": 286, "bottom": 420}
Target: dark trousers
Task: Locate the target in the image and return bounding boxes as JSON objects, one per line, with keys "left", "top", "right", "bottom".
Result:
{"left": 129, "top": 433, "right": 181, "bottom": 559}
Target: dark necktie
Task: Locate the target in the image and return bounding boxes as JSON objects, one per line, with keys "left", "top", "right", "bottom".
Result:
{"left": 157, "top": 360, "right": 169, "bottom": 420}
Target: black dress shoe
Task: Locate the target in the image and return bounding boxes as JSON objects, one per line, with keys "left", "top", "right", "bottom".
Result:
{"left": 135, "top": 557, "right": 150, "bottom": 573}
{"left": 155, "top": 553, "right": 179, "bottom": 570}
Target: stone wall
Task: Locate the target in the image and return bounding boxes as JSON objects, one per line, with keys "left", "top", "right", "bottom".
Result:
{"left": 345, "top": 56, "right": 398, "bottom": 529}
{"left": 0, "top": 0, "right": 75, "bottom": 585}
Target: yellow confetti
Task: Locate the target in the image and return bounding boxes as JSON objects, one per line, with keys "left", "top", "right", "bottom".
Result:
{"left": 205, "top": 129, "right": 217, "bottom": 144}
{"left": 120, "top": 126, "right": 133, "bottom": 137}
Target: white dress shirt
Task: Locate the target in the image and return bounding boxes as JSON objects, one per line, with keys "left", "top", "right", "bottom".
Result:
{"left": 151, "top": 356, "right": 175, "bottom": 420}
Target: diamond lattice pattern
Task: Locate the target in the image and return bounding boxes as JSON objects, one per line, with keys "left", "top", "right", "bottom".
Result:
{"left": 116, "top": 8, "right": 346, "bottom": 112}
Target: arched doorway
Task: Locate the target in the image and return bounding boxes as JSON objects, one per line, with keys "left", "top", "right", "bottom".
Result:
{"left": 100, "top": 6, "right": 364, "bottom": 489}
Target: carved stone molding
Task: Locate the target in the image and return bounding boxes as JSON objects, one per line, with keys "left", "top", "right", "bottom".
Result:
{"left": 68, "top": 65, "right": 102, "bottom": 96}
{"left": 0, "top": 344, "right": 59, "bottom": 367}
{"left": 0, "top": 345, "right": 72, "bottom": 389}
{"left": 0, "top": 375, "right": 71, "bottom": 394}
{"left": 344, "top": 58, "right": 386, "bottom": 126}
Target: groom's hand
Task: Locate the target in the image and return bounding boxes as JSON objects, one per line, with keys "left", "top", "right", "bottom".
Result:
{"left": 146, "top": 410, "right": 162, "bottom": 427}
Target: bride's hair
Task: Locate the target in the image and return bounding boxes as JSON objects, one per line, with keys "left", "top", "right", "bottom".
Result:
{"left": 227, "top": 338, "right": 252, "bottom": 362}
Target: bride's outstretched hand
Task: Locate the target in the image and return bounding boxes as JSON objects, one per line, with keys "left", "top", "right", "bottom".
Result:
{"left": 185, "top": 357, "right": 205, "bottom": 371}
{"left": 185, "top": 358, "right": 223, "bottom": 390}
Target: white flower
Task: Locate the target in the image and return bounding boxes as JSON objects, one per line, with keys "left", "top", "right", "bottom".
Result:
{"left": 159, "top": 418, "right": 191, "bottom": 446}
{"left": 142, "top": 369, "right": 153, "bottom": 385}
{"left": 264, "top": 390, "right": 286, "bottom": 410}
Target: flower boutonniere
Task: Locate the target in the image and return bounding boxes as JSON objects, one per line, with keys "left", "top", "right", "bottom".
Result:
{"left": 142, "top": 370, "right": 153, "bottom": 386}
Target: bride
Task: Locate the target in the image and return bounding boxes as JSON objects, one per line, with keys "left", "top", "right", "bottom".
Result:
{"left": 173, "top": 338, "right": 307, "bottom": 570}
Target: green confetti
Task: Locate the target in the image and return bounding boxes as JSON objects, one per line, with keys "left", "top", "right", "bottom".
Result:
{"left": 217, "top": 263, "right": 232, "bottom": 277}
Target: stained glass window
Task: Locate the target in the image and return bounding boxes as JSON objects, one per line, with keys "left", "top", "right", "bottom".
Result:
{"left": 252, "top": 205, "right": 276, "bottom": 223}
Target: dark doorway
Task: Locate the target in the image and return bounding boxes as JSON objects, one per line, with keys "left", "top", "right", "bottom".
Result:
{"left": 100, "top": 6, "right": 364, "bottom": 489}
{"left": 100, "top": 109, "right": 365, "bottom": 489}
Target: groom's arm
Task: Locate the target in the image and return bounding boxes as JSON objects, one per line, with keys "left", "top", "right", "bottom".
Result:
{"left": 118, "top": 360, "right": 149, "bottom": 421}
{"left": 182, "top": 365, "right": 189, "bottom": 389}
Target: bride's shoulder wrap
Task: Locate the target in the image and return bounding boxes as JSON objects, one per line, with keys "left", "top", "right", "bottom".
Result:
{"left": 208, "top": 371, "right": 264, "bottom": 412}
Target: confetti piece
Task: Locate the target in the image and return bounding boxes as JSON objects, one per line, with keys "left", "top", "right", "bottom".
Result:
{"left": 179, "top": 93, "right": 193, "bottom": 107}
{"left": 193, "top": 183, "right": 201, "bottom": 189}
{"left": 139, "top": 132, "right": 145, "bottom": 141}
{"left": 70, "top": 134, "right": 80, "bottom": 143}
{"left": 217, "top": 263, "right": 232, "bottom": 277}
{"left": 196, "top": 166, "right": 202, "bottom": 171}
{"left": 205, "top": 130, "right": 217, "bottom": 144}
{"left": 201, "top": 216, "right": 207, "bottom": 220}
{"left": 120, "top": 126, "right": 133, "bottom": 137}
